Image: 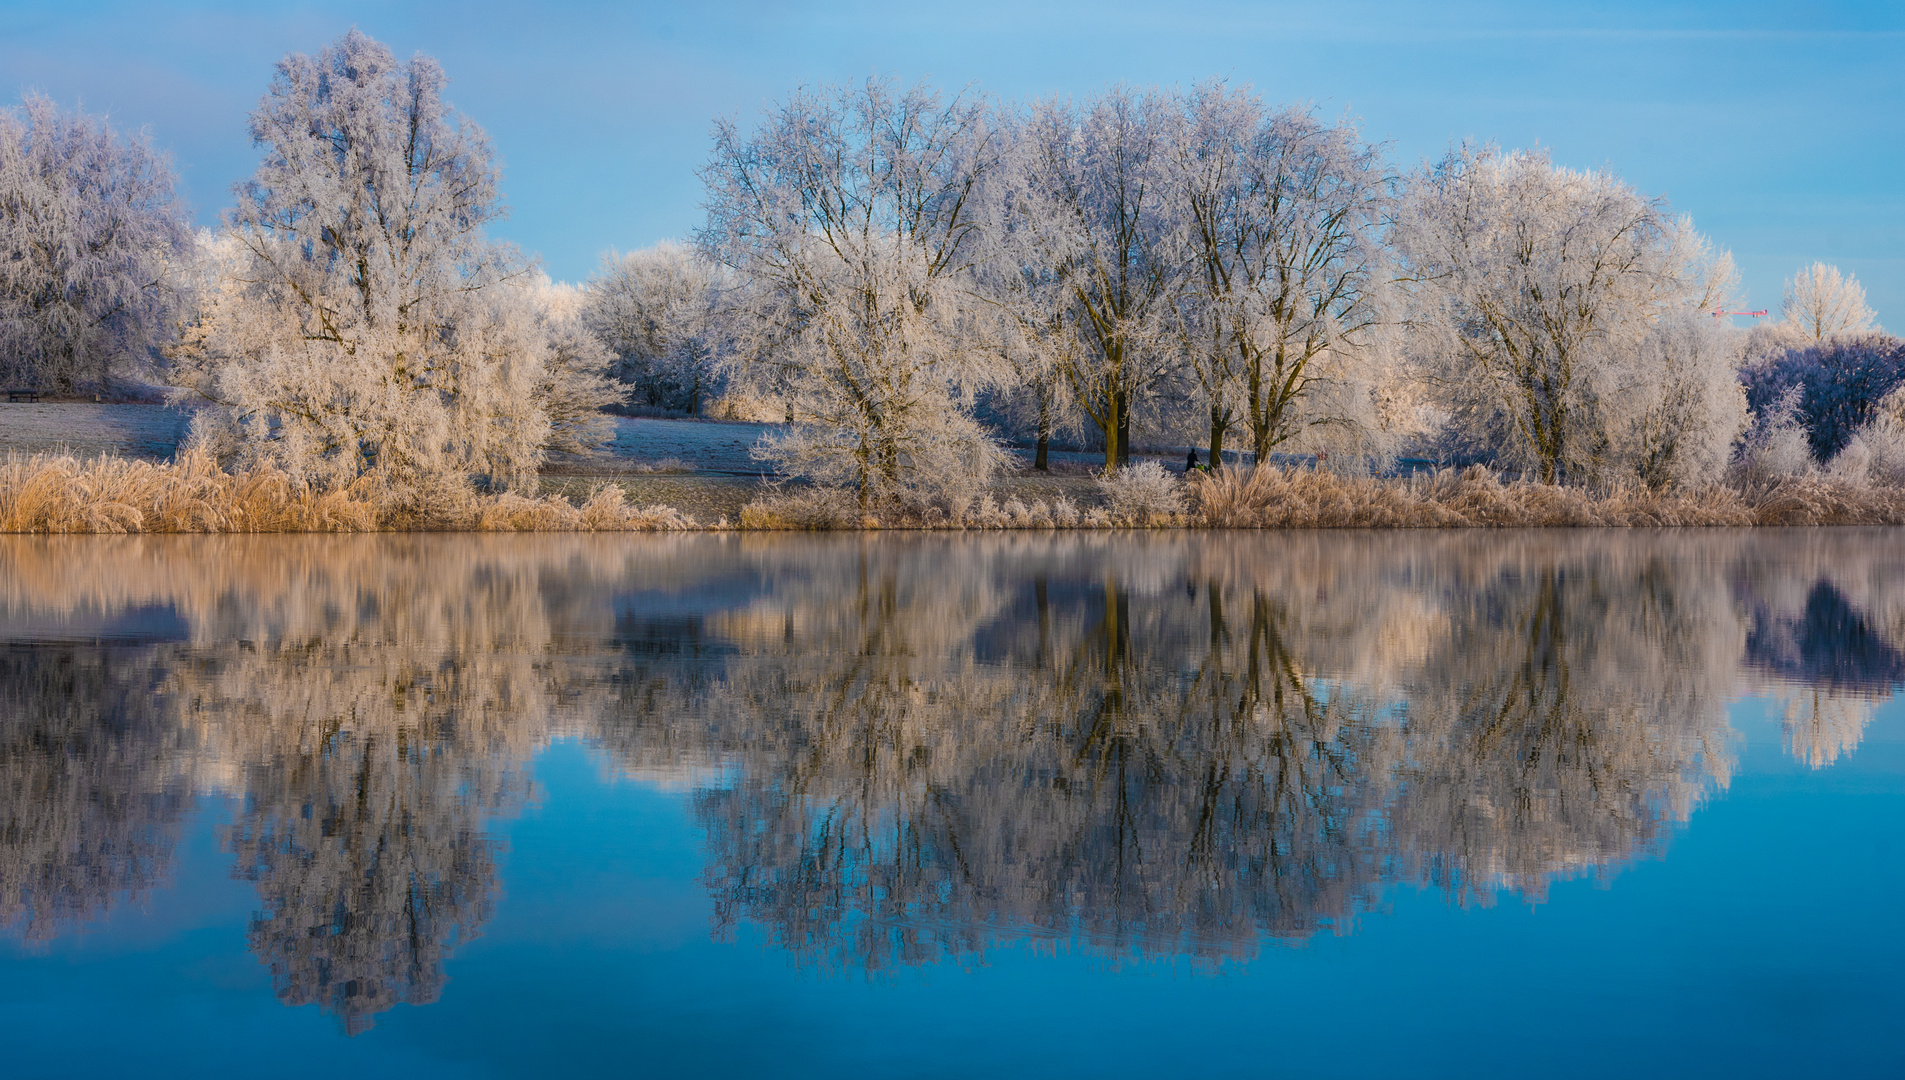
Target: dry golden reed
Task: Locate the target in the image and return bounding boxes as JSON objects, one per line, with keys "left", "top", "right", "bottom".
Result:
{"left": 1189, "top": 464, "right": 1905, "bottom": 529}
{"left": 0, "top": 450, "right": 694, "bottom": 533}
{"left": 12, "top": 451, "right": 1905, "bottom": 533}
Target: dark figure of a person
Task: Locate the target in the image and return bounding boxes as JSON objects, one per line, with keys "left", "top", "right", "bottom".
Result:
{"left": 1186, "top": 448, "right": 1200, "bottom": 473}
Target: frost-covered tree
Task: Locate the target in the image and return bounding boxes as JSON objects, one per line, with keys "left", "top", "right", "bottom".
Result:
{"left": 0, "top": 93, "right": 190, "bottom": 393}
{"left": 982, "top": 296, "right": 1077, "bottom": 471}
{"left": 584, "top": 241, "right": 733, "bottom": 415}
{"left": 1782, "top": 262, "right": 1878, "bottom": 340}
{"left": 1617, "top": 313, "right": 1747, "bottom": 488}
{"left": 971, "top": 141, "right": 1084, "bottom": 471}
{"left": 1002, "top": 88, "right": 1187, "bottom": 471}
{"left": 1171, "top": 85, "right": 1391, "bottom": 466}
{"left": 699, "top": 78, "right": 1006, "bottom": 506}
{"left": 1396, "top": 145, "right": 1736, "bottom": 484}
{"left": 511, "top": 273, "right": 618, "bottom": 457}
{"left": 182, "top": 30, "right": 605, "bottom": 498}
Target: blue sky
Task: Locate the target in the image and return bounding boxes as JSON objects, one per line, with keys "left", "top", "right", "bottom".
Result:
{"left": 4, "top": 0, "right": 1899, "bottom": 325}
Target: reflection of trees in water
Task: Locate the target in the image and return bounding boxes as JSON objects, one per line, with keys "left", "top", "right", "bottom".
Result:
{"left": 1746, "top": 582, "right": 1905, "bottom": 693}
{"left": 168, "top": 542, "right": 609, "bottom": 1033}
{"left": 0, "top": 536, "right": 680, "bottom": 1029}
{"left": 5, "top": 530, "right": 1905, "bottom": 996}
{"left": 210, "top": 657, "right": 531, "bottom": 1035}
{"left": 1772, "top": 689, "right": 1879, "bottom": 768}
{"left": 1739, "top": 578, "right": 1900, "bottom": 768}
{"left": 0, "top": 646, "right": 188, "bottom": 941}
{"left": 1388, "top": 551, "right": 1736, "bottom": 902}
{"left": 662, "top": 536, "right": 1746, "bottom": 967}
{"left": 684, "top": 547, "right": 1397, "bottom": 969}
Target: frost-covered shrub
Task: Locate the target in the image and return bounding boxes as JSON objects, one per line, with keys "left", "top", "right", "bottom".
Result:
{"left": 1828, "top": 414, "right": 1905, "bottom": 487}
{"left": 1740, "top": 332, "right": 1905, "bottom": 463}
{"left": 751, "top": 415, "right": 1009, "bottom": 510}
{"left": 952, "top": 495, "right": 1077, "bottom": 529}
{"left": 738, "top": 488, "right": 860, "bottom": 530}
{"left": 1732, "top": 388, "right": 1815, "bottom": 484}
{"left": 705, "top": 388, "right": 786, "bottom": 422}
{"left": 1049, "top": 495, "right": 1082, "bottom": 527}
{"left": 1096, "top": 461, "right": 1185, "bottom": 524}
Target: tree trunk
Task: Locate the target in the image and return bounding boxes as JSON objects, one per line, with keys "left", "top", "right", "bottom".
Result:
{"left": 1034, "top": 389, "right": 1052, "bottom": 471}
{"left": 1207, "top": 404, "right": 1226, "bottom": 469}
{"left": 1115, "top": 392, "right": 1131, "bottom": 468}
{"left": 1247, "top": 356, "right": 1269, "bottom": 467}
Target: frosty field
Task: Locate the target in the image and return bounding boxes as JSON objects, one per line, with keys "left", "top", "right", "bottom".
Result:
{"left": 0, "top": 404, "right": 1122, "bottom": 524}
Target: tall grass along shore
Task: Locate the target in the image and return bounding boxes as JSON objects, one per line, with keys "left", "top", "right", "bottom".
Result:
{"left": 7, "top": 450, "right": 1905, "bottom": 533}
{"left": 0, "top": 451, "right": 693, "bottom": 534}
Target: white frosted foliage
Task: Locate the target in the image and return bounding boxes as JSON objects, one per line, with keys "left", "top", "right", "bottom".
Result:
{"left": 1781, "top": 262, "right": 1878, "bottom": 340}
{"left": 0, "top": 93, "right": 189, "bottom": 392}
{"left": 700, "top": 78, "right": 1008, "bottom": 506}
{"left": 179, "top": 30, "right": 610, "bottom": 496}
{"left": 1396, "top": 145, "right": 1742, "bottom": 486}
{"left": 584, "top": 241, "right": 735, "bottom": 416}
{"left": 1169, "top": 84, "right": 1392, "bottom": 464}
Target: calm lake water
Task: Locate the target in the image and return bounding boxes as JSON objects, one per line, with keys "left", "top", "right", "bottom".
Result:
{"left": 2, "top": 531, "right": 1903, "bottom": 1077}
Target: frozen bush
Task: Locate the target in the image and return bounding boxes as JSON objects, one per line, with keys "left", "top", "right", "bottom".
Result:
{"left": 737, "top": 488, "right": 860, "bottom": 530}
{"left": 1733, "top": 388, "right": 1816, "bottom": 484}
{"left": 1828, "top": 414, "right": 1905, "bottom": 487}
{"left": 1050, "top": 495, "right": 1081, "bottom": 527}
{"left": 1096, "top": 461, "right": 1186, "bottom": 524}
{"left": 706, "top": 389, "right": 787, "bottom": 422}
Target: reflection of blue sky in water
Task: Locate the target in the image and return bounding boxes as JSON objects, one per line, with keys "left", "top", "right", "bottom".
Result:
{"left": 1, "top": 531, "right": 1903, "bottom": 1074}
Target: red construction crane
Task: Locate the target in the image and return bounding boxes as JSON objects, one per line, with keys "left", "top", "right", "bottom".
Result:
{"left": 1710, "top": 308, "right": 1769, "bottom": 319}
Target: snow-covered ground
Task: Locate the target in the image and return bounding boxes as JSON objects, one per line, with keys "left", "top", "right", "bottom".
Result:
{"left": 0, "top": 405, "right": 1174, "bottom": 473}
{"left": 0, "top": 406, "right": 775, "bottom": 471}
{"left": 0, "top": 403, "right": 192, "bottom": 461}
{"left": 553, "top": 416, "right": 782, "bottom": 475}
{"left": 0, "top": 405, "right": 1140, "bottom": 521}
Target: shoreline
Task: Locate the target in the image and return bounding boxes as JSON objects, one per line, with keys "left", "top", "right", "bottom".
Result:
{"left": 7, "top": 448, "right": 1905, "bottom": 534}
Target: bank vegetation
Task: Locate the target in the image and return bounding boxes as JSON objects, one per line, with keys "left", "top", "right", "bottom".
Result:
{"left": 12, "top": 446, "right": 1905, "bottom": 532}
